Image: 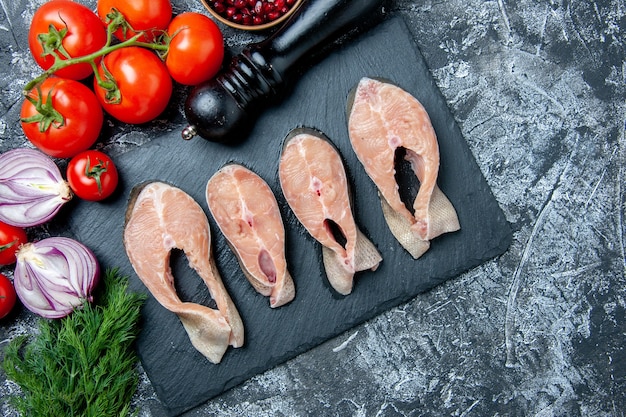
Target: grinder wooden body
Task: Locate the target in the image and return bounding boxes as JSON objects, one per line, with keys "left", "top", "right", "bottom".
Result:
{"left": 182, "top": 0, "right": 384, "bottom": 143}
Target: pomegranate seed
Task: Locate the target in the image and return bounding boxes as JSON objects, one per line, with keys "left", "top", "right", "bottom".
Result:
{"left": 213, "top": 1, "right": 226, "bottom": 13}
{"left": 252, "top": 15, "right": 264, "bottom": 25}
{"left": 233, "top": 0, "right": 246, "bottom": 8}
{"left": 267, "top": 11, "right": 280, "bottom": 20}
{"left": 254, "top": 0, "right": 263, "bottom": 14}
{"left": 226, "top": 6, "right": 236, "bottom": 17}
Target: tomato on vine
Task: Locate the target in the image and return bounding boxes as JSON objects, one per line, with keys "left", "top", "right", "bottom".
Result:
{"left": 67, "top": 150, "right": 119, "bottom": 201}
{"left": 94, "top": 46, "right": 173, "bottom": 124}
{"left": 0, "top": 273, "right": 17, "bottom": 319}
{"left": 28, "top": 0, "right": 108, "bottom": 80}
{"left": 21, "top": 77, "right": 104, "bottom": 158}
{"left": 0, "top": 222, "right": 28, "bottom": 266}
{"left": 166, "top": 12, "right": 225, "bottom": 86}
{"left": 97, "top": 0, "right": 172, "bottom": 43}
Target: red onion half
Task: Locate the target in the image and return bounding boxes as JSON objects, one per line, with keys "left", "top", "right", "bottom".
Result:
{"left": 0, "top": 148, "right": 72, "bottom": 227}
{"left": 14, "top": 237, "right": 100, "bottom": 319}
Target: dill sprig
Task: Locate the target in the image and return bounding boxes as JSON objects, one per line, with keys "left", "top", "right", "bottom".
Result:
{"left": 3, "top": 268, "right": 146, "bottom": 417}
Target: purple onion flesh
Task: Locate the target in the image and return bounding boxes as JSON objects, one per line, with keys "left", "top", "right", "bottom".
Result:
{"left": 0, "top": 148, "right": 72, "bottom": 227}
{"left": 14, "top": 237, "right": 100, "bottom": 319}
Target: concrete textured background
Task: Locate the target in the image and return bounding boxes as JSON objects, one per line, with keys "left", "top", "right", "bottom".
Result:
{"left": 1, "top": 0, "right": 624, "bottom": 416}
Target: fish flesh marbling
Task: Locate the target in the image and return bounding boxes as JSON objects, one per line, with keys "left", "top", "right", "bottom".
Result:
{"left": 347, "top": 77, "right": 460, "bottom": 259}
{"left": 123, "top": 181, "right": 244, "bottom": 364}
{"left": 206, "top": 164, "right": 295, "bottom": 308}
{"left": 279, "top": 128, "right": 382, "bottom": 295}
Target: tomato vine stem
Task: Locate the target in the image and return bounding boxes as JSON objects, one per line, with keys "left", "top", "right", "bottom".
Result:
{"left": 23, "top": 13, "right": 170, "bottom": 95}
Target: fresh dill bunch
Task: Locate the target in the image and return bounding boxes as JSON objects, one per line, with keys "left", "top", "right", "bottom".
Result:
{"left": 3, "top": 268, "right": 146, "bottom": 417}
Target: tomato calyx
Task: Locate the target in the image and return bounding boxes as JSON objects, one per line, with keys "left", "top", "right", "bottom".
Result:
{"left": 84, "top": 155, "right": 110, "bottom": 194}
{"left": 101, "top": 7, "right": 162, "bottom": 44}
{"left": 37, "top": 23, "right": 71, "bottom": 61}
{"left": 95, "top": 61, "right": 122, "bottom": 104}
{"left": 156, "top": 31, "right": 175, "bottom": 60}
{"left": 102, "top": 7, "right": 131, "bottom": 38}
{"left": 21, "top": 84, "right": 65, "bottom": 133}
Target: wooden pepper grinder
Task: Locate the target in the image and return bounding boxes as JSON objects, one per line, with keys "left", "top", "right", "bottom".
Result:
{"left": 182, "top": 0, "right": 384, "bottom": 143}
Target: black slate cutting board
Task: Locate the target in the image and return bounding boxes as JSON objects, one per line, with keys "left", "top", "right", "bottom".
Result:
{"left": 66, "top": 16, "right": 511, "bottom": 416}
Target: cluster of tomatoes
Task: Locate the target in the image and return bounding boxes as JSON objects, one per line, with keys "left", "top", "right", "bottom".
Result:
{"left": 1, "top": 0, "right": 228, "bottom": 319}
{"left": 21, "top": 0, "right": 225, "bottom": 199}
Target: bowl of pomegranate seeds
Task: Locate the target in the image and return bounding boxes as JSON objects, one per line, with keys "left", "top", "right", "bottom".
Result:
{"left": 202, "top": 0, "right": 303, "bottom": 31}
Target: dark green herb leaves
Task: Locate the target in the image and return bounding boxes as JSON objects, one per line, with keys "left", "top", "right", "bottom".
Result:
{"left": 3, "top": 268, "right": 146, "bottom": 417}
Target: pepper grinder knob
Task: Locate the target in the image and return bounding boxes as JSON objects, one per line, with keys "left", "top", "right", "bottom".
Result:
{"left": 183, "top": 0, "right": 384, "bottom": 143}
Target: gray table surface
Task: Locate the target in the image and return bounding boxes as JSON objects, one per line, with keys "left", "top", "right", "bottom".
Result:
{"left": 1, "top": 0, "right": 624, "bottom": 416}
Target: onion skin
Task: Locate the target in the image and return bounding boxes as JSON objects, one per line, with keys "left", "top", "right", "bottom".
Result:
{"left": 0, "top": 148, "right": 72, "bottom": 227}
{"left": 14, "top": 237, "right": 100, "bottom": 319}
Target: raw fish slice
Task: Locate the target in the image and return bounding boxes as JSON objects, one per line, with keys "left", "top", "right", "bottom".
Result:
{"left": 207, "top": 164, "right": 295, "bottom": 308}
{"left": 347, "top": 77, "right": 460, "bottom": 259}
{"left": 123, "top": 181, "right": 244, "bottom": 363}
{"left": 279, "top": 128, "right": 382, "bottom": 295}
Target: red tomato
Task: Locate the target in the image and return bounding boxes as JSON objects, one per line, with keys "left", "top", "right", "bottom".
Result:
{"left": 21, "top": 77, "right": 104, "bottom": 158}
{"left": 67, "top": 150, "right": 119, "bottom": 201}
{"left": 166, "top": 13, "right": 224, "bottom": 86}
{"left": 94, "top": 47, "right": 173, "bottom": 124}
{"left": 28, "top": 0, "right": 107, "bottom": 80}
{"left": 97, "top": 0, "right": 172, "bottom": 42}
{"left": 0, "top": 273, "right": 17, "bottom": 319}
{"left": 0, "top": 222, "right": 28, "bottom": 266}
